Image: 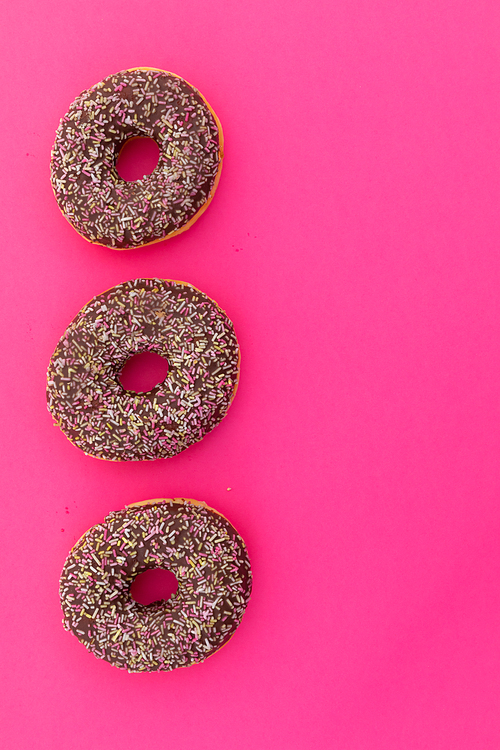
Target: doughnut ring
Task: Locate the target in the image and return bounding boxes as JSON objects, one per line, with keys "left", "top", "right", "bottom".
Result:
{"left": 59, "top": 498, "right": 252, "bottom": 672}
{"left": 46, "top": 278, "right": 240, "bottom": 461}
{"left": 50, "top": 68, "right": 223, "bottom": 249}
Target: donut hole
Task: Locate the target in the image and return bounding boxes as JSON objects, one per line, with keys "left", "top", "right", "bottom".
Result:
{"left": 119, "top": 351, "right": 169, "bottom": 393}
{"left": 130, "top": 568, "right": 179, "bottom": 606}
{"left": 116, "top": 136, "right": 160, "bottom": 181}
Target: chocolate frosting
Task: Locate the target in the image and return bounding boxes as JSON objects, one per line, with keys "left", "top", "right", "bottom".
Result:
{"left": 59, "top": 499, "right": 252, "bottom": 672}
{"left": 46, "top": 278, "right": 240, "bottom": 461}
{"left": 50, "top": 68, "right": 223, "bottom": 248}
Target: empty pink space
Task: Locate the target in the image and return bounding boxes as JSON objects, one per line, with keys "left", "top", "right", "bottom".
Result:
{"left": 1, "top": 0, "right": 500, "bottom": 748}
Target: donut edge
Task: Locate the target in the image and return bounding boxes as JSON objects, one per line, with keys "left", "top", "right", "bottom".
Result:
{"left": 127, "top": 497, "right": 233, "bottom": 524}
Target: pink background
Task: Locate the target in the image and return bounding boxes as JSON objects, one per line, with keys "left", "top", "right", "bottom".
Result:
{"left": 1, "top": 1, "right": 500, "bottom": 748}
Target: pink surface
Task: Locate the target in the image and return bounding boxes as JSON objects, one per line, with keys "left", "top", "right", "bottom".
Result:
{"left": 1, "top": 1, "right": 500, "bottom": 748}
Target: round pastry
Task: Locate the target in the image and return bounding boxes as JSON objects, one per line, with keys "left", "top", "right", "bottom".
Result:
{"left": 46, "top": 278, "right": 240, "bottom": 461}
{"left": 60, "top": 498, "right": 252, "bottom": 673}
{"left": 50, "top": 68, "right": 223, "bottom": 249}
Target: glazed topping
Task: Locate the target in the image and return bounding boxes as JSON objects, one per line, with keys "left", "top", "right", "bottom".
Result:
{"left": 60, "top": 500, "right": 252, "bottom": 673}
{"left": 50, "top": 68, "right": 223, "bottom": 248}
{"left": 46, "top": 279, "right": 240, "bottom": 461}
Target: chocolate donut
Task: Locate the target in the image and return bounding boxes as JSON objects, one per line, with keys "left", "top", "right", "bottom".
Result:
{"left": 50, "top": 68, "right": 223, "bottom": 249}
{"left": 60, "top": 498, "right": 252, "bottom": 672}
{"left": 46, "top": 278, "right": 240, "bottom": 461}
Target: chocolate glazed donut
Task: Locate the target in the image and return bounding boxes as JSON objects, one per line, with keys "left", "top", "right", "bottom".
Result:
{"left": 46, "top": 278, "right": 240, "bottom": 461}
{"left": 50, "top": 68, "right": 223, "bottom": 249}
{"left": 59, "top": 499, "right": 252, "bottom": 673}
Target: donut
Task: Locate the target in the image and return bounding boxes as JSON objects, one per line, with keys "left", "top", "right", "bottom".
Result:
{"left": 46, "top": 278, "right": 240, "bottom": 461}
{"left": 60, "top": 498, "right": 252, "bottom": 672}
{"left": 50, "top": 68, "right": 223, "bottom": 249}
